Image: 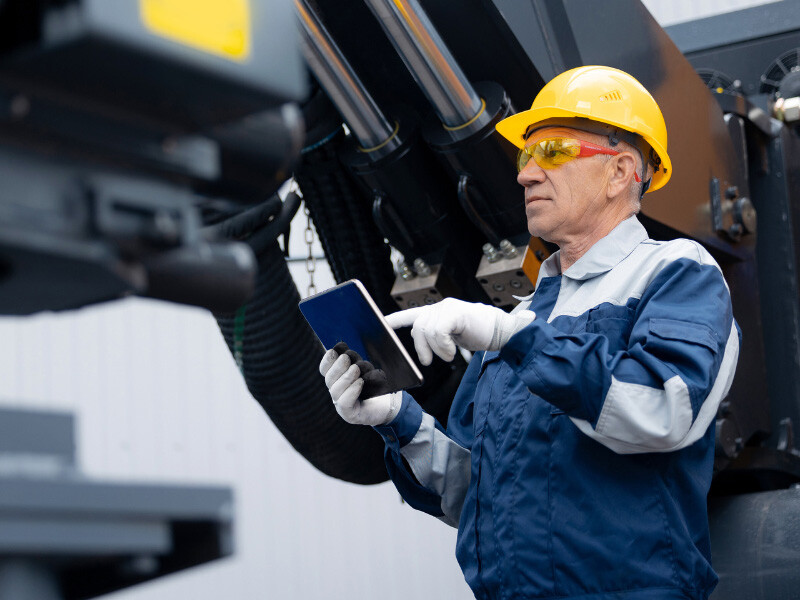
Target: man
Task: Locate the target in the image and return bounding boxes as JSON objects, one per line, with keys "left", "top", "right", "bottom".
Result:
{"left": 320, "top": 66, "right": 739, "bottom": 600}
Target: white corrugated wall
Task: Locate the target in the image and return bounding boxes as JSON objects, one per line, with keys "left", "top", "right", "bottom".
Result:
{"left": 0, "top": 290, "right": 471, "bottom": 599}
{"left": 643, "top": 0, "right": 778, "bottom": 26}
{"left": 0, "top": 1, "right": 779, "bottom": 598}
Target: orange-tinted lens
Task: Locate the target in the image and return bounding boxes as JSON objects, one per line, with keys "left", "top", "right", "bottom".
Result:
{"left": 533, "top": 138, "right": 581, "bottom": 169}
{"left": 517, "top": 138, "right": 582, "bottom": 173}
{"left": 516, "top": 147, "right": 532, "bottom": 172}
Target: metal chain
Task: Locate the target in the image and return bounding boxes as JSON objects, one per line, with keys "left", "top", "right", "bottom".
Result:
{"left": 304, "top": 204, "right": 317, "bottom": 296}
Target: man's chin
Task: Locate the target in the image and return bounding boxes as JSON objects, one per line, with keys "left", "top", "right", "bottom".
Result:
{"left": 527, "top": 220, "right": 553, "bottom": 242}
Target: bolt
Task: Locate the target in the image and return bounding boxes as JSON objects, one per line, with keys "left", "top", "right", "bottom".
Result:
{"left": 725, "top": 186, "right": 738, "bottom": 200}
{"left": 727, "top": 223, "right": 743, "bottom": 240}
{"left": 775, "top": 96, "right": 800, "bottom": 123}
{"left": 498, "top": 239, "right": 518, "bottom": 259}
{"left": 423, "top": 296, "right": 435, "bottom": 305}
{"left": 735, "top": 197, "right": 757, "bottom": 234}
{"left": 397, "top": 261, "right": 415, "bottom": 280}
{"left": 482, "top": 243, "right": 501, "bottom": 263}
{"left": 510, "top": 279, "right": 522, "bottom": 289}
{"left": 413, "top": 258, "right": 431, "bottom": 277}
{"left": 492, "top": 282, "right": 505, "bottom": 292}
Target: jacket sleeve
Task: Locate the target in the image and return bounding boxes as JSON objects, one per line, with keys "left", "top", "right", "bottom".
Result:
{"left": 499, "top": 251, "right": 740, "bottom": 454}
{"left": 373, "top": 354, "right": 481, "bottom": 527}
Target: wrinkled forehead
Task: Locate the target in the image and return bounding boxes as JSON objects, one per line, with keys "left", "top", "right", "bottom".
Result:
{"left": 523, "top": 126, "right": 605, "bottom": 147}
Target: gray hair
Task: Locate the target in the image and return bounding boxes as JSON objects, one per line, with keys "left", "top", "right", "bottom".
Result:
{"left": 619, "top": 140, "right": 645, "bottom": 213}
{"left": 597, "top": 139, "right": 644, "bottom": 213}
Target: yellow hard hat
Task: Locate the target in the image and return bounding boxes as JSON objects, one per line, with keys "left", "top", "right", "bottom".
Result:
{"left": 496, "top": 66, "right": 672, "bottom": 193}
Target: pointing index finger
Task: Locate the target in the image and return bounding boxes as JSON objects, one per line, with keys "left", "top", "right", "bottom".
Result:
{"left": 385, "top": 307, "right": 427, "bottom": 329}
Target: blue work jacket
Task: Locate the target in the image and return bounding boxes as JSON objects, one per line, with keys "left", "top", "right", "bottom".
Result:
{"left": 375, "top": 217, "right": 739, "bottom": 600}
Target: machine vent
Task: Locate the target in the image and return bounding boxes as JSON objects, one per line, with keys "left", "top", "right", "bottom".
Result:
{"left": 759, "top": 48, "right": 800, "bottom": 97}
{"left": 696, "top": 69, "right": 740, "bottom": 95}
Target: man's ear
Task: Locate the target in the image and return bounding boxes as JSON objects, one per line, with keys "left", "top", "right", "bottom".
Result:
{"left": 606, "top": 152, "right": 638, "bottom": 199}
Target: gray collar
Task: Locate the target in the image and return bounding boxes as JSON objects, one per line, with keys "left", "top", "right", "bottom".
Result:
{"left": 537, "top": 216, "right": 648, "bottom": 285}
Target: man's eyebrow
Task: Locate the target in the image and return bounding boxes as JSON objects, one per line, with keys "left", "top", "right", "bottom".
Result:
{"left": 523, "top": 127, "right": 543, "bottom": 145}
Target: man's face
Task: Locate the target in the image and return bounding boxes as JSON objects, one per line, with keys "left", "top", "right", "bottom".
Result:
{"left": 516, "top": 126, "right": 616, "bottom": 244}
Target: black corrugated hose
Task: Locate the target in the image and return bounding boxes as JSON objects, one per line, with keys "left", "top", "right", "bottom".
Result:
{"left": 293, "top": 93, "right": 466, "bottom": 451}
{"left": 295, "top": 129, "right": 397, "bottom": 314}
{"left": 216, "top": 240, "right": 389, "bottom": 484}
{"left": 213, "top": 89, "right": 465, "bottom": 484}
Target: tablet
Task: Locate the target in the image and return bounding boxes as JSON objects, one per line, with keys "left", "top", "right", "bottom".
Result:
{"left": 299, "top": 279, "right": 424, "bottom": 392}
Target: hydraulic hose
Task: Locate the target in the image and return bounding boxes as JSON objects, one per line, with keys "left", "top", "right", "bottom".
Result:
{"left": 295, "top": 122, "right": 466, "bottom": 433}
{"left": 212, "top": 90, "right": 466, "bottom": 484}
{"left": 295, "top": 128, "right": 397, "bottom": 313}
{"left": 216, "top": 240, "right": 389, "bottom": 484}
{"left": 201, "top": 194, "right": 283, "bottom": 240}
{"left": 247, "top": 190, "right": 303, "bottom": 256}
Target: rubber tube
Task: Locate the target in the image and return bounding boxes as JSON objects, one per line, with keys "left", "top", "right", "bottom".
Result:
{"left": 295, "top": 128, "right": 397, "bottom": 313}
{"left": 294, "top": 126, "right": 467, "bottom": 434}
{"left": 247, "top": 190, "right": 303, "bottom": 256}
{"left": 201, "top": 195, "right": 283, "bottom": 240}
{"left": 216, "top": 240, "right": 389, "bottom": 484}
{"left": 213, "top": 92, "right": 465, "bottom": 483}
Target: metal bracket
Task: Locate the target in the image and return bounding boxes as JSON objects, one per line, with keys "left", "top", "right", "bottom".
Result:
{"left": 709, "top": 177, "right": 755, "bottom": 242}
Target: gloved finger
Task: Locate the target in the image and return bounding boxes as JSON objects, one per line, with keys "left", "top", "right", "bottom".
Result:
{"left": 355, "top": 360, "right": 375, "bottom": 375}
{"left": 361, "top": 367, "right": 386, "bottom": 385}
{"left": 332, "top": 341, "right": 363, "bottom": 364}
{"left": 319, "top": 348, "right": 339, "bottom": 376}
{"left": 427, "top": 328, "right": 457, "bottom": 362}
{"left": 335, "top": 377, "right": 364, "bottom": 415}
{"left": 329, "top": 363, "right": 361, "bottom": 401}
{"left": 410, "top": 323, "right": 434, "bottom": 366}
{"left": 324, "top": 353, "right": 352, "bottom": 389}
{"left": 360, "top": 367, "right": 390, "bottom": 400}
{"left": 385, "top": 306, "right": 427, "bottom": 329}
{"left": 428, "top": 313, "right": 458, "bottom": 362}
{"left": 344, "top": 349, "right": 362, "bottom": 364}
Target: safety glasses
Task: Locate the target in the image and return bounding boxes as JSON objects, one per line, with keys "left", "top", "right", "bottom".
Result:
{"left": 517, "top": 137, "right": 641, "bottom": 181}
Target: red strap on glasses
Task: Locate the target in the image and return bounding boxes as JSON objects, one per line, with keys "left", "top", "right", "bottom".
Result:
{"left": 578, "top": 140, "right": 641, "bottom": 182}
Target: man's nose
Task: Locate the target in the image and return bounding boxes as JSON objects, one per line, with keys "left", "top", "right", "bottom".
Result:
{"left": 517, "top": 158, "right": 546, "bottom": 187}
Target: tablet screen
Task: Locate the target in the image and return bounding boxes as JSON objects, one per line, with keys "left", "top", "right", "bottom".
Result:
{"left": 299, "top": 280, "right": 424, "bottom": 391}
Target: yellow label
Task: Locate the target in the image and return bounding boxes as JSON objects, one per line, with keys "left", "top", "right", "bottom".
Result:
{"left": 140, "top": 0, "right": 251, "bottom": 62}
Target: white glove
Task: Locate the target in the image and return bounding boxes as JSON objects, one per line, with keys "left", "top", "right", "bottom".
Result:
{"left": 319, "top": 348, "right": 402, "bottom": 426}
{"left": 385, "top": 298, "right": 536, "bottom": 365}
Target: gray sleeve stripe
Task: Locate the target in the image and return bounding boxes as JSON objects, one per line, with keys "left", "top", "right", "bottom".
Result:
{"left": 571, "top": 321, "right": 740, "bottom": 454}
{"left": 594, "top": 374, "right": 693, "bottom": 448}
{"left": 400, "top": 413, "right": 471, "bottom": 528}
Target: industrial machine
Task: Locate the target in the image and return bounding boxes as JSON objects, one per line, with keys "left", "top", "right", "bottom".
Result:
{"left": 0, "top": 406, "right": 233, "bottom": 600}
{"left": 0, "top": 0, "right": 799, "bottom": 597}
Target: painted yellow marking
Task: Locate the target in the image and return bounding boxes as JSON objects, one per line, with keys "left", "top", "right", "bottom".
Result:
{"left": 140, "top": 0, "right": 251, "bottom": 62}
